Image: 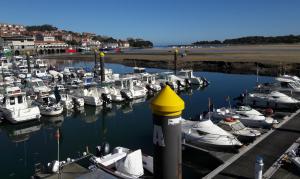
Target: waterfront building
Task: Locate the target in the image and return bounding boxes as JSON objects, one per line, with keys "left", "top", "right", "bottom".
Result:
{"left": 0, "top": 35, "right": 35, "bottom": 55}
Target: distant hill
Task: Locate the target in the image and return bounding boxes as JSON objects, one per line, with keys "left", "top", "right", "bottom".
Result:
{"left": 192, "top": 35, "right": 300, "bottom": 45}
{"left": 26, "top": 24, "right": 58, "bottom": 32}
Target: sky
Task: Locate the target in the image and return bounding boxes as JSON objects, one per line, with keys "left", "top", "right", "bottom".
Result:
{"left": 1, "top": 0, "right": 300, "bottom": 45}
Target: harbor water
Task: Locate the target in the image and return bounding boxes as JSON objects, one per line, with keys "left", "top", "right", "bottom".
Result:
{"left": 0, "top": 61, "right": 273, "bottom": 179}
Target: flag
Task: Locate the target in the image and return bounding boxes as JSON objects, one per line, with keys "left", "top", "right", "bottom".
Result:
{"left": 55, "top": 129, "right": 60, "bottom": 140}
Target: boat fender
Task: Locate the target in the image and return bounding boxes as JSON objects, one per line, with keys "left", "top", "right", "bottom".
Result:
{"left": 51, "top": 160, "right": 59, "bottom": 173}
{"left": 95, "top": 146, "right": 102, "bottom": 157}
{"left": 264, "top": 108, "right": 274, "bottom": 116}
{"left": 224, "top": 117, "right": 236, "bottom": 122}
{"left": 101, "top": 142, "right": 110, "bottom": 156}
{"left": 67, "top": 158, "right": 71, "bottom": 163}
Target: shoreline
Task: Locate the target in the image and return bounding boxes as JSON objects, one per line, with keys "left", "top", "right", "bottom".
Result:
{"left": 42, "top": 44, "right": 300, "bottom": 76}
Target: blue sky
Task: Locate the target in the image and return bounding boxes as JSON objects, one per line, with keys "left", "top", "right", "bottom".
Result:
{"left": 1, "top": 0, "right": 300, "bottom": 45}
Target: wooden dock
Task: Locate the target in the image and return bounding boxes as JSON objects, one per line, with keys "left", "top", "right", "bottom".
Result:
{"left": 203, "top": 109, "right": 300, "bottom": 179}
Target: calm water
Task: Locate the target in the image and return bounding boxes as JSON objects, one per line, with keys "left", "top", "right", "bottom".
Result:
{"left": 0, "top": 62, "right": 274, "bottom": 179}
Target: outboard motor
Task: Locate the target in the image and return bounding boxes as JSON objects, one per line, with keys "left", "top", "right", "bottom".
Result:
{"left": 201, "top": 77, "right": 209, "bottom": 87}
{"left": 101, "top": 142, "right": 110, "bottom": 156}
{"left": 165, "top": 82, "right": 174, "bottom": 90}
{"left": 120, "top": 91, "right": 132, "bottom": 101}
{"left": 177, "top": 80, "right": 184, "bottom": 89}
{"left": 54, "top": 86, "right": 61, "bottom": 103}
{"left": 101, "top": 93, "right": 112, "bottom": 103}
{"left": 146, "top": 84, "right": 155, "bottom": 93}
{"left": 185, "top": 79, "right": 191, "bottom": 87}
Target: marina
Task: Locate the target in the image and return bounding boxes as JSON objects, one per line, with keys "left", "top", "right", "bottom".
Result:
{"left": 0, "top": 54, "right": 299, "bottom": 178}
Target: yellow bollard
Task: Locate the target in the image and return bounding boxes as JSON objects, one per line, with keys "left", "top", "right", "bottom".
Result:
{"left": 151, "top": 85, "right": 184, "bottom": 179}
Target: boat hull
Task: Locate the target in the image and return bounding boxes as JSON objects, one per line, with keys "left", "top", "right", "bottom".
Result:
{"left": 0, "top": 107, "right": 41, "bottom": 124}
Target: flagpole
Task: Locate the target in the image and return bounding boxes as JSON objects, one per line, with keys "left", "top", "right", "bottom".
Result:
{"left": 56, "top": 129, "right": 60, "bottom": 179}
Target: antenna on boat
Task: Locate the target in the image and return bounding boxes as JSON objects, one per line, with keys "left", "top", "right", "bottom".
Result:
{"left": 256, "top": 63, "right": 259, "bottom": 84}
{"left": 208, "top": 97, "right": 211, "bottom": 120}
{"left": 226, "top": 96, "right": 232, "bottom": 110}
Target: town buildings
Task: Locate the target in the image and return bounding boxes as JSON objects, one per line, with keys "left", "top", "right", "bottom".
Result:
{"left": 0, "top": 22, "right": 130, "bottom": 55}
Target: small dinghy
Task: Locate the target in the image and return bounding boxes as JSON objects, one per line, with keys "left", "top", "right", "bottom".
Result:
{"left": 37, "top": 96, "right": 64, "bottom": 116}
{"left": 90, "top": 146, "right": 153, "bottom": 178}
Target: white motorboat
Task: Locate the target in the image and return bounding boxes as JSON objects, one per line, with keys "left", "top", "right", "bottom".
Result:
{"left": 177, "top": 69, "right": 209, "bottom": 86}
{"left": 216, "top": 118, "right": 261, "bottom": 143}
{"left": 212, "top": 106, "right": 278, "bottom": 128}
{"left": 33, "top": 146, "right": 153, "bottom": 179}
{"left": 32, "top": 69, "right": 48, "bottom": 79}
{"left": 140, "top": 73, "right": 161, "bottom": 92}
{"left": 157, "top": 72, "right": 187, "bottom": 90}
{"left": 0, "top": 87, "right": 41, "bottom": 124}
{"left": 82, "top": 73, "right": 96, "bottom": 87}
{"left": 109, "top": 86, "right": 124, "bottom": 102}
{"left": 115, "top": 77, "right": 147, "bottom": 100}
{"left": 36, "top": 96, "right": 64, "bottom": 116}
{"left": 241, "top": 90, "right": 299, "bottom": 109}
{"left": 34, "top": 59, "right": 47, "bottom": 69}
{"left": 25, "top": 78, "right": 51, "bottom": 96}
{"left": 275, "top": 74, "right": 300, "bottom": 84}
{"left": 234, "top": 106, "right": 278, "bottom": 128}
{"left": 255, "top": 78, "right": 300, "bottom": 96}
{"left": 181, "top": 117, "right": 242, "bottom": 153}
{"left": 49, "top": 93, "right": 74, "bottom": 110}
{"left": 90, "top": 146, "right": 153, "bottom": 178}
{"left": 74, "top": 88, "right": 103, "bottom": 106}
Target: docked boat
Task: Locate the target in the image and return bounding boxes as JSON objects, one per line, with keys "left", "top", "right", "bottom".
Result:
{"left": 90, "top": 146, "right": 153, "bottom": 178}
{"left": 177, "top": 69, "right": 209, "bottom": 86}
{"left": 216, "top": 118, "right": 261, "bottom": 143}
{"left": 234, "top": 106, "right": 278, "bottom": 128}
{"left": 33, "top": 146, "right": 153, "bottom": 179}
{"left": 35, "top": 96, "right": 64, "bottom": 116}
{"left": 140, "top": 73, "right": 161, "bottom": 92}
{"left": 0, "top": 86, "right": 41, "bottom": 124}
{"left": 25, "top": 78, "right": 51, "bottom": 96}
{"left": 34, "top": 59, "right": 47, "bottom": 69}
{"left": 82, "top": 73, "right": 97, "bottom": 87}
{"left": 212, "top": 106, "right": 278, "bottom": 128}
{"left": 240, "top": 90, "right": 299, "bottom": 109}
{"left": 181, "top": 117, "right": 242, "bottom": 153}
{"left": 49, "top": 93, "right": 74, "bottom": 110}
{"left": 157, "top": 72, "right": 188, "bottom": 90}
{"left": 115, "top": 77, "right": 147, "bottom": 100}
{"left": 74, "top": 88, "right": 103, "bottom": 106}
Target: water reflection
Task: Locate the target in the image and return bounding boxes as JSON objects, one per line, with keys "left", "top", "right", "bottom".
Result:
{"left": 0, "top": 121, "right": 42, "bottom": 143}
{"left": 42, "top": 116, "right": 64, "bottom": 128}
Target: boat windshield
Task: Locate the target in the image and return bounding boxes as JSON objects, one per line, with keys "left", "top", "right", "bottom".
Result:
{"left": 32, "top": 81, "right": 45, "bottom": 87}
{"left": 231, "top": 122, "right": 245, "bottom": 131}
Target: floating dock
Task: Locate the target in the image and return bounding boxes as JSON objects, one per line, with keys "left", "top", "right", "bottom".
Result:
{"left": 203, "top": 109, "right": 300, "bottom": 179}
